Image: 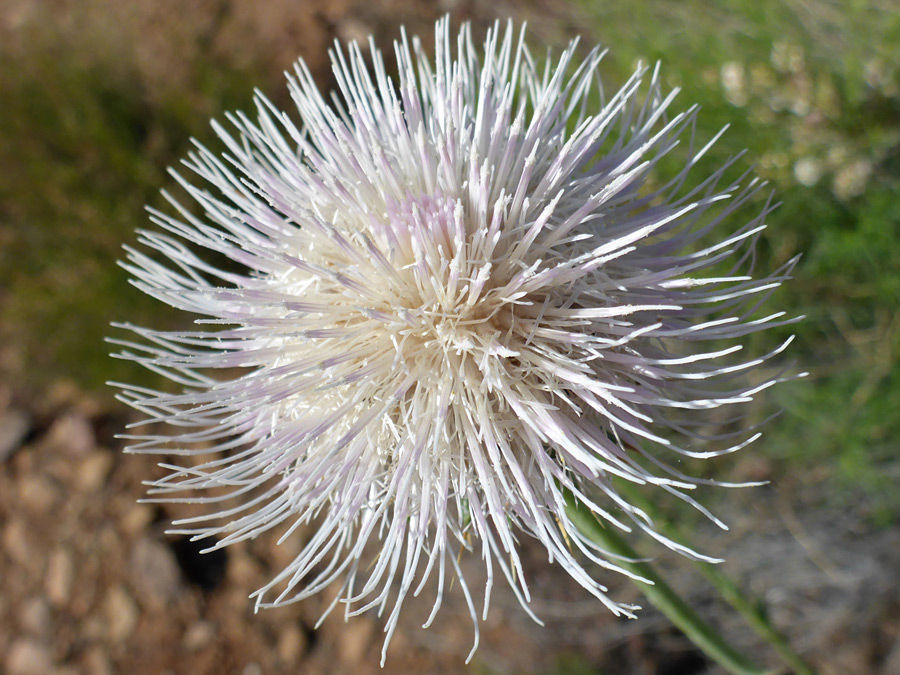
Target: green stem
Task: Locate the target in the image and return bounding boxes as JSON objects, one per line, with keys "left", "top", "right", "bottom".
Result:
{"left": 694, "top": 561, "right": 813, "bottom": 675}
{"left": 612, "top": 481, "right": 815, "bottom": 675}
{"left": 563, "top": 490, "right": 770, "bottom": 675}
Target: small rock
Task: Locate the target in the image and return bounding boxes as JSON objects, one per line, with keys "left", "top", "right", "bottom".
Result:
{"left": 0, "top": 408, "right": 30, "bottom": 462}
{"left": 81, "top": 647, "right": 113, "bottom": 675}
{"left": 82, "top": 615, "right": 106, "bottom": 642}
{"left": 45, "top": 548, "right": 74, "bottom": 606}
{"left": 44, "top": 379, "right": 101, "bottom": 416}
{"left": 277, "top": 623, "right": 307, "bottom": 666}
{"left": 6, "top": 639, "right": 52, "bottom": 675}
{"left": 120, "top": 503, "right": 154, "bottom": 538}
{"left": 183, "top": 621, "right": 216, "bottom": 651}
{"left": 18, "top": 475, "right": 57, "bottom": 513}
{"left": 75, "top": 450, "right": 114, "bottom": 492}
{"left": 3, "top": 519, "right": 34, "bottom": 566}
{"left": 43, "top": 412, "right": 94, "bottom": 457}
{"left": 339, "top": 618, "right": 374, "bottom": 666}
{"left": 128, "top": 537, "right": 184, "bottom": 608}
{"left": 104, "top": 585, "right": 139, "bottom": 642}
{"left": 20, "top": 597, "right": 51, "bottom": 635}
{"left": 337, "top": 19, "right": 373, "bottom": 48}
{"left": 228, "top": 548, "right": 263, "bottom": 587}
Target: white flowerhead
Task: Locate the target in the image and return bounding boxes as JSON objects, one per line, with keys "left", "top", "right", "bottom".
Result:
{"left": 113, "top": 18, "right": 798, "bottom": 664}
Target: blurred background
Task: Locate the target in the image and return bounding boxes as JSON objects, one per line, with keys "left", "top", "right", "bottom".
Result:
{"left": 1, "top": 0, "right": 898, "bottom": 673}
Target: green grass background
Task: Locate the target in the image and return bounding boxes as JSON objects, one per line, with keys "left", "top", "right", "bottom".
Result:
{"left": 572, "top": 0, "right": 900, "bottom": 522}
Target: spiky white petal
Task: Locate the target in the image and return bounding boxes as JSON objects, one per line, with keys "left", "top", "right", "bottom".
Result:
{"left": 112, "top": 18, "right": 798, "bottom": 664}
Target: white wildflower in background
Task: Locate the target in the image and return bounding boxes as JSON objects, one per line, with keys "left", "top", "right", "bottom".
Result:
{"left": 112, "top": 17, "right": 798, "bottom": 663}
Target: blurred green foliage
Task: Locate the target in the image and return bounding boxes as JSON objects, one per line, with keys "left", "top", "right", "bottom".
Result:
{"left": 0, "top": 19, "right": 263, "bottom": 395}
{"left": 575, "top": 0, "right": 900, "bottom": 520}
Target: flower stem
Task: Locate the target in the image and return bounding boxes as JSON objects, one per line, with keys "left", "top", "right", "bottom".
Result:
{"left": 563, "top": 490, "right": 770, "bottom": 675}
{"left": 611, "top": 481, "right": 815, "bottom": 675}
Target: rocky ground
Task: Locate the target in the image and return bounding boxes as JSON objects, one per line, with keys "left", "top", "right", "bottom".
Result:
{"left": 0, "top": 381, "right": 681, "bottom": 674}
{"left": 2, "top": 380, "right": 900, "bottom": 675}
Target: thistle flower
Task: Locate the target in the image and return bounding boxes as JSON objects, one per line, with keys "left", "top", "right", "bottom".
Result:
{"left": 112, "top": 18, "right": 798, "bottom": 663}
